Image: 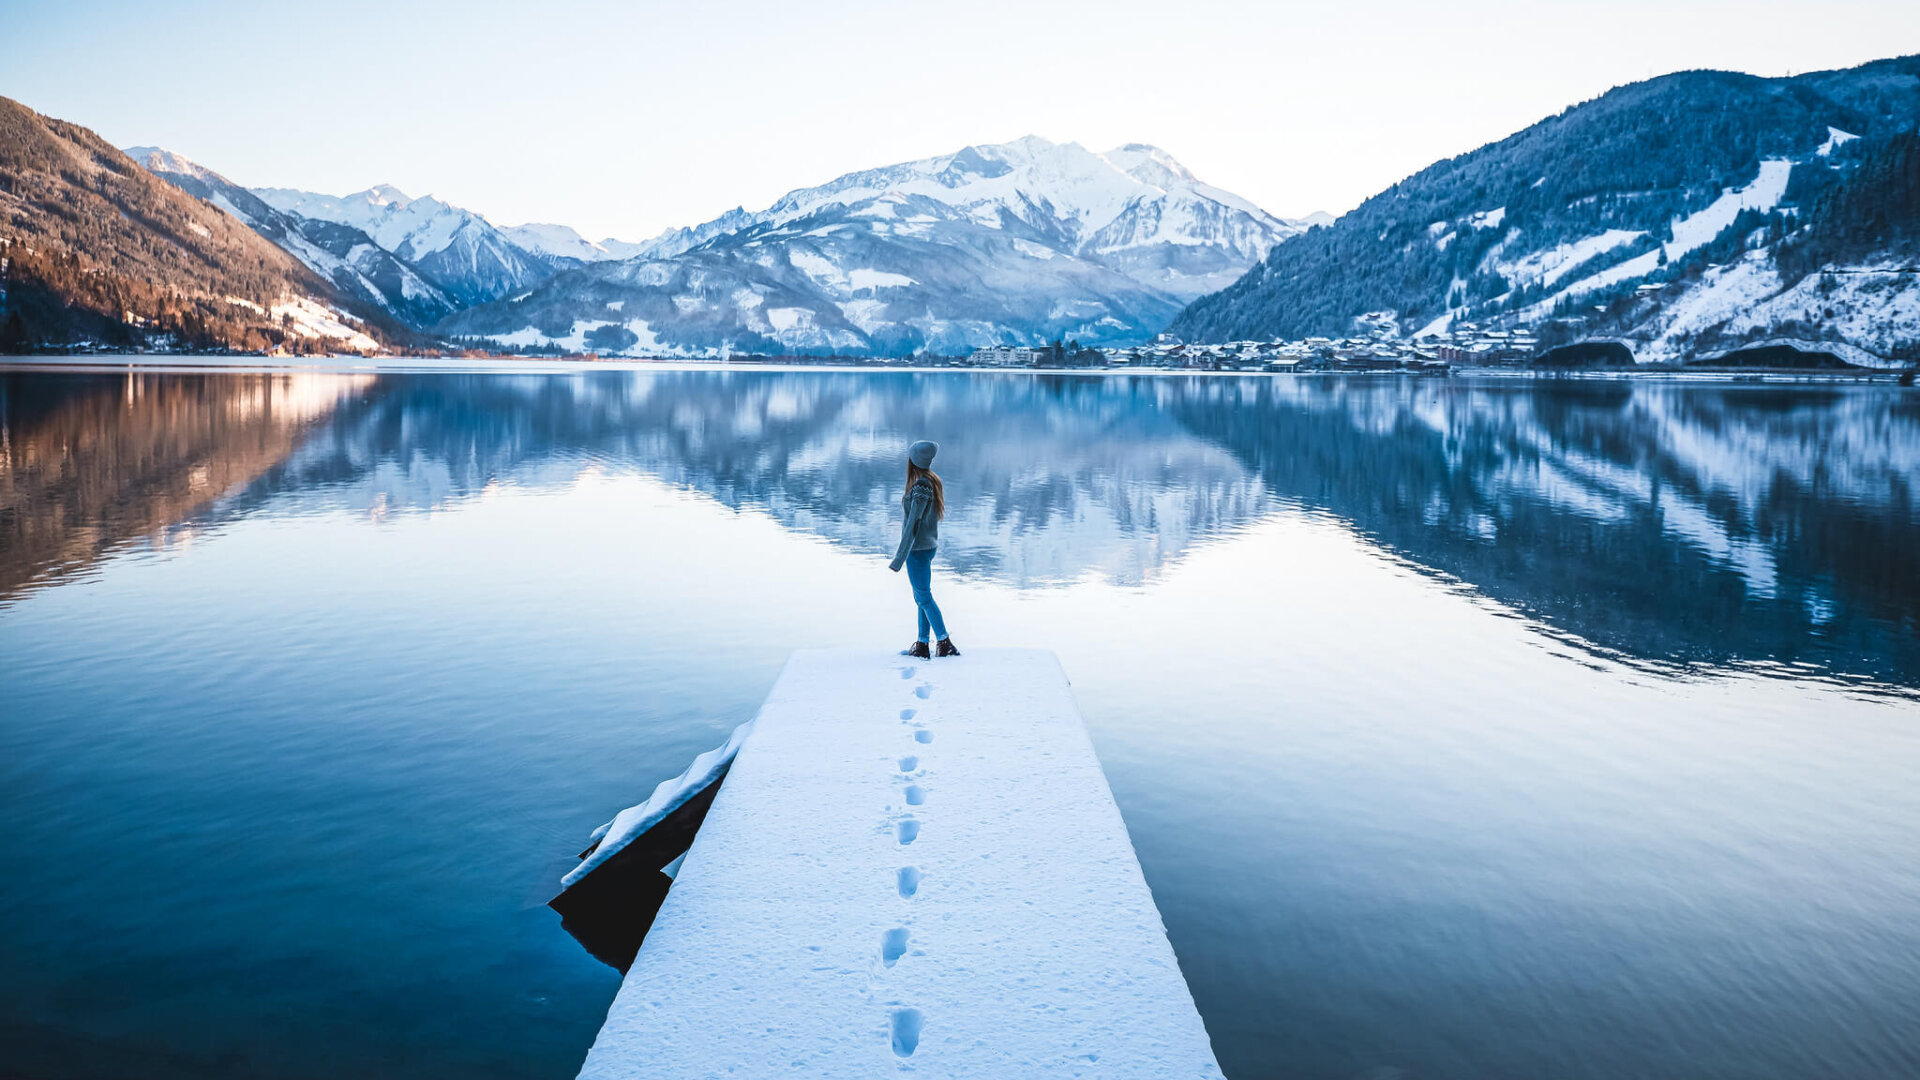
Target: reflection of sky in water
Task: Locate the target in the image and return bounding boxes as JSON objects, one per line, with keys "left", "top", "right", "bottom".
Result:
{"left": 3, "top": 367, "right": 1919, "bottom": 1080}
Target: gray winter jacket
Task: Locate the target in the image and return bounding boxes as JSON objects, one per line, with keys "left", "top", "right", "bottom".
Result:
{"left": 889, "top": 476, "right": 940, "bottom": 571}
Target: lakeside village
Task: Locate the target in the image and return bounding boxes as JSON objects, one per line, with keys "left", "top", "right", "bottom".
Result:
{"left": 435, "top": 320, "right": 1533, "bottom": 369}
{"left": 958, "top": 318, "right": 1532, "bottom": 373}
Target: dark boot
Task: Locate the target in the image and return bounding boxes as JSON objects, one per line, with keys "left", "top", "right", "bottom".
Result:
{"left": 935, "top": 638, "right": 961, "bottom": 657}
{"left": 902, "top": 641, "right": 930, "bottom": 659}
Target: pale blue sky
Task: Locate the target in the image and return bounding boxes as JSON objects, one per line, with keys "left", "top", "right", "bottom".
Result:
{"left": 6, "top": 0, "right": 1917, "bottom": 240}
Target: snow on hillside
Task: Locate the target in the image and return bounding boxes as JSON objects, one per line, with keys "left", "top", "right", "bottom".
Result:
{"left": 1494, "top": 229, "right": 1646, "bottom": 291}
{"left": 1722, "top": 266, "right": 1918, "bottom": 366}
{"left": 1632, "top": 250, "right": 1785, "bottom": 363}
{"left": 1422, "top": 141, "right": 1912, "bottom": 367}
{"left": 1520, "top": 159, "right": 1795, "bottom": 319}
{"left": 1171, "top": 60, "right": 1920, "bottom": 363}
{"left": 1816, "top": 126, "right": 1860, "bottom": 157}
{"left": 221, "top": 293, "right": 378, "bottom": 352}
{"left": 1556, "top": 235, "right": 1912, "bottom": 369}
{"left": 1478, "top": 144, "right": 1917, "bottom": 365}
{"left": 270, "top": 296, "right": 380, "bottom": 352}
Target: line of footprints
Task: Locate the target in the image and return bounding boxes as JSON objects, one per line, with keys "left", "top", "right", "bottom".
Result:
{"left": 887, "top": 665, "right": 934, "bottom": 1059}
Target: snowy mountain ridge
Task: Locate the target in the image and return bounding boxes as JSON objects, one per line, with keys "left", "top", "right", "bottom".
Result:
{"left": 438, "top": 136, "right": 1309, "bottom": 357}
{"left": 252, "top": 182, "right": 550, "bottom": 307}
{"left": 746, "top": 136, "right": 1305, "bottom": 292}
{"left": 125, "top": 146, "right": 459, "bottom": 329}
{"left": 499, "top": 222, "right": 650, "bottom": 265}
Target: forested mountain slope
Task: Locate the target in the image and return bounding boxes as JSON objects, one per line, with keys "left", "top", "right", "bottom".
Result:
{"left": 1171, "top": 55, "right": 1920, "bottom": 364}
{"left": 0, "top": 97, "right": 384, "bottom": 353}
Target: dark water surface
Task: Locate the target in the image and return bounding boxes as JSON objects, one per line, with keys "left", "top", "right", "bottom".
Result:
{"left": 2, "top": 365, "right": 1917, "bottom": 1080}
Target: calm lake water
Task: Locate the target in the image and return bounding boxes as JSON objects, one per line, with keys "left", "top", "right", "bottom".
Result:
{"left": 2, "top": 363, "right": 1917, "bottom": 1080}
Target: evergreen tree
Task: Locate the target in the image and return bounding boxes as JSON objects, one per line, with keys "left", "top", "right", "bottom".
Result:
{"left": 0, "top": 309, "right": 29, "bottom": 353}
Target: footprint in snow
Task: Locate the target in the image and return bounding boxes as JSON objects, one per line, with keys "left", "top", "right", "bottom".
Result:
{"left": 899, "top": 708, "right": 916, "bottom": 721}
{"left": 914, "top": 684, "right": 931, "bottom": 700}
{"left": 881, "top": 927, "right": 909, "bottom": 966}
{"left": 898, "top": 667, "right": 915, "bottom": 680}
{"left": 896, "top": 866, "right": 922, "bottom": 898}
{"left": 898, "top": 755, "right": 918, "bottom": 773}
{"left": 890, "top": 1008, "right": 924, "bottom": 1057}
{"left": 914, "top": 729, "right": 933, "bottom": 744}
{"left": 896, "top": 818, "right": 920, "bottom": 845}
{"left": 903, "top": 784, "right": 925, "bottom": 806}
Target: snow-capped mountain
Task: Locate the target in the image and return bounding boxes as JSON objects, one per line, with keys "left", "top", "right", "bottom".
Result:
{"left": 628, "top": 206, "right": 759, "bottom": 261}
{"left": 126, "top": 147, "right": 459, "bottom": 328}
{"left": 747, "top": 136, "right": 1305, "bottom": 301}
{"left": 253, "top": 183, "right": 550, "bottom": 307}
{"left": 439, "top": 137, "right": 1311, "bottom": 356}
{"left": 499, "top": 223, "right": 650, "bottom": 267}
{"left": 1172, "top": 56, "right": 1920, "bottom": 366}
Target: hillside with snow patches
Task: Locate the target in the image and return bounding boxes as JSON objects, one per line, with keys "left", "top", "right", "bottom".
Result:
{"left": 438, "top": 137, "right": 1311, "bottom": 356}
{"left": 1172, "top": 56, "right": 1920, "bottom": 365}
{"left": 126, "top": 148, "right": 461, "bottom": 329}
{"left": 0, "top": 95, "right": 389, "bottom": 355}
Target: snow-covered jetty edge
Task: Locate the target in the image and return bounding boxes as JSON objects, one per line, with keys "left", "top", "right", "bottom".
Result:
{"left": 569, "top": 648, "right": 1221, "bottom": 1077}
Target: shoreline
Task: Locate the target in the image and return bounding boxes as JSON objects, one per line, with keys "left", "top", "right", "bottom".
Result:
{"left": 1, "top": 354, "right": 1910, "bottom": 383}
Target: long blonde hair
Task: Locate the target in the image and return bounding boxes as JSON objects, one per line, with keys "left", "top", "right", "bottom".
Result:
{"left": 906, "top": 461, "right": 946, "bottom": 520}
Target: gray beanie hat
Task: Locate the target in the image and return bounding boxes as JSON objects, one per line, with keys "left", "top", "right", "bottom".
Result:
{"left": 908, "top": 440, "right": 938, "bottom": 469}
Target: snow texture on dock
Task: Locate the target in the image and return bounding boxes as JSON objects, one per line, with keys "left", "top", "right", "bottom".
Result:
{"left": 576, "top": 648, "right": 1221, "bottom": 1078}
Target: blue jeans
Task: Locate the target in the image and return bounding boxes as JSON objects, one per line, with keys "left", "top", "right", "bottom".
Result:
{"left": 905, "top": 547, "right": 948, "bottom": 643}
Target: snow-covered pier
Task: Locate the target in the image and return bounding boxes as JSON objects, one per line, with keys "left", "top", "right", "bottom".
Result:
{"left": 574, "top": 648, "right": 1221, "bottom": 1078}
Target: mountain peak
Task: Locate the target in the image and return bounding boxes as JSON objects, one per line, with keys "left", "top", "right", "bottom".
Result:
{"left": 1099, "top": 143, "right": 1197, "bottom": 189}
{"left": 122, "top": 145, "right": 220, "bottom": 182}
{"left": 501, "top": 222, "right": 650, "bottom": 263}
{"left": 968, "top": 134, "right": 1065, "bottom": 161}
{"left": 356, "top": 183, "right": 414, "bottom": 208}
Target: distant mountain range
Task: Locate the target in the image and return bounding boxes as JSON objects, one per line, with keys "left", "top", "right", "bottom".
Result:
{"left": 435, "top": 137, "right": 1313, "bottom": 356}
{"left": 111, "top": 134, "right": 1306, "bottom": 358}
{"left": 5, "top": 54, "right": 1919, "bottom": 362}
{"left": 1171, "top": 55, "right": 1920, "bottom": 366}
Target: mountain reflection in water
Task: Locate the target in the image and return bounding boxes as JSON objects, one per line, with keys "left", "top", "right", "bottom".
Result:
{"left": 4, "top": 368, "right": 1914, "bottom": 688}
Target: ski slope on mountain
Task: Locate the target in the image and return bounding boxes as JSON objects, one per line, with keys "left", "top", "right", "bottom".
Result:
{"left": 1171, "top": 56, "right": 1920, "bottom": 364}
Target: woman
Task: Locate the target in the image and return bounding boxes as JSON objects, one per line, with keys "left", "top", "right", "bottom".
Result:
{"left": 889, "top": 440, "right": 960, "bottom": 658}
